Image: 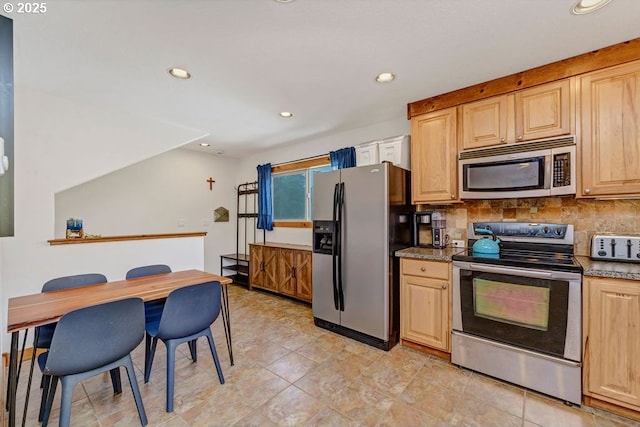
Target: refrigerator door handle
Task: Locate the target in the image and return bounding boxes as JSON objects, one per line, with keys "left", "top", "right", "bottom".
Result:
{"left": 337, "top": 182, "right": 345, "bottom": 311}
{"left": 332, "top": 183, "right": 340, "bottom": 310}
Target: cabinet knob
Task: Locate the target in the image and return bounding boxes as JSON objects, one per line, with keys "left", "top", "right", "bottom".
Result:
{"left": 517, "top": 135, "right": 523, "bottom": 140}
{"left": 451, "top": 194, "right": 456, "bottom": 199}
{"left": 500, "top": 137, "right": 505, "bottom": 142}
{"left": 420, "top": 267, "right": 426, "bottom": 272}
{"left": 584, "top": 188, "right": 591, "bottom": 194}
{"left": 442, "top": 284, "right": 447, "bottom": 290}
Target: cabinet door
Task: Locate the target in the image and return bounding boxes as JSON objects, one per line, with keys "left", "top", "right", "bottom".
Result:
{"left": 515, "top": 79, "right": 572, "bottom": 142}
{"left": 294, "top": 250, "right": 313, "bottom": 302}
{"left": 586, "top": 277, "right": 640, "bottom": 407}
{"left": 277, "top": 249, "right": 296, "bottom": 296}
{"left": 249, "top": 245, "right": 263, "bottom": 288}
{"left": 250, "top": 245, "right": 278, "bottom": 291}
{"left": 461, "top": 95, "right": 508, "bottom": 150}
{"left": 262, "top": 247, "right": 278, "bottom": 291}
{"left": 580, "top": 61, "right": 640, "bottom": 197}
{"left": 410, "top": 108, "right": 458, "bottom": 203}
{"left": 400, "top": 274, "right": 449, "bottom": 352}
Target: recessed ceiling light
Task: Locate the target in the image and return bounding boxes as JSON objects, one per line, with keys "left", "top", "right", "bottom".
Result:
{"left": 571, "top": 0, "right": 612, "bottom": 14}
{"left": 375, "top": 72, "right": 395, "bottom": 83}
{"left": 279, "top": 111, "right": 294, "bottom": 118}
{"left": 168, "top": 67, "right": 191, "bottom": 79}
{"left": 199, "top": 143, "right": 210, "bottom": 147}
{"left": 274, "top": 0, "right": 295, "bottom": 3}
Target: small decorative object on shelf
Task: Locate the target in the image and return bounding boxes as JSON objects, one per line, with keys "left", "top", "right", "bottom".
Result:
{"left": 65, "top": 218, "right": 84, "bottom": 239}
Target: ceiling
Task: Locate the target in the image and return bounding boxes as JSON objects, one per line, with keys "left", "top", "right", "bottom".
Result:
{"left": 8, "top": 0, "right": 640, "bottom": 158}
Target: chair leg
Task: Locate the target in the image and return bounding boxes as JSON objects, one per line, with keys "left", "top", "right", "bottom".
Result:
{"left": 188, "top": 339, "right": 197, "bottom": 362}
{"left": 110, "top": 367, "right": 122, "bottom": 394}
{"left": 38, "top": 375, "right": 51, "bottom": 422}
{"left": 57, "top": 375, "right": 81, "bottom": 427}
{"left": 123, "top": 355, "right": 148, "bottom": 426}
{"left": 205, "top": 329, "right": 225, "bottom": 385}
{"left": 165, "top": 340, "right": 177, "bottom": 412}
{"left": 144, "top": 335, "right": 158, "bottom": 384}
{"left": 41, "top": 376, "right": 58, "bottom": 427}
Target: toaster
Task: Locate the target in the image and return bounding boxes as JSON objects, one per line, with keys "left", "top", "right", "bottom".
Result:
{"left": 591, "top": 234, "right": 640, "bottom": 263}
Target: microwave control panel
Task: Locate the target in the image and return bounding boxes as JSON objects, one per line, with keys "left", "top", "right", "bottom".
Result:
{"left": 591, "top": 234, "right": 640, "bottom": 263}
{"left": 553, "top": 152, "right": 571, "bottom": 187}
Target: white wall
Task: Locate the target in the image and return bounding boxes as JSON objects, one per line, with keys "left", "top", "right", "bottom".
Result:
{"left": 237, "top": 116, "right": 410, "bottom": 246}
{"left": 0, "top": 87, "right": 209, "bottom": 352}
{"left": 55, "top": 148, "right": 239, "bottom": 273}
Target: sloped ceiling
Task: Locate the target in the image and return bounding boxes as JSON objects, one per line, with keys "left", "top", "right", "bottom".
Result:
{"left": 8, "top": 0, "right": 640, "bottom": 157}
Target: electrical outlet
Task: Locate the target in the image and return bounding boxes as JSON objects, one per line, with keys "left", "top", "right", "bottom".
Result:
{"left": 452, "top": 239, "right": 465, "bottom": 248}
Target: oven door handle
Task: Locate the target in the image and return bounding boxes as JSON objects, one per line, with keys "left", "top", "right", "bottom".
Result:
{"left": 468, "top": 263, "right": 555, "bottom": 279}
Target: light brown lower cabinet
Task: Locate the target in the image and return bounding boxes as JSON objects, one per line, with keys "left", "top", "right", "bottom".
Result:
{"left": 249, "top": 243, "right": 312, "bottom": 303}
{"left": 400, "top": 258, "right": 451, "bottom": 356}
{"left": 584, "top": 276, "right": 640, "bottom": 420}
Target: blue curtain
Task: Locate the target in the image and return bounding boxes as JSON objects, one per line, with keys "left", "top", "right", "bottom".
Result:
{"left": 256, "top": 163, "right": 273, "bottom": 231}
{"left": 330, "top": 147, "right": 356, "bottom": 170}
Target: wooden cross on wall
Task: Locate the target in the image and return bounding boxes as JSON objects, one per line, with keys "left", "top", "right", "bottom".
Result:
{"left": 207, "top": 177, "right": 215, "bottom": 191}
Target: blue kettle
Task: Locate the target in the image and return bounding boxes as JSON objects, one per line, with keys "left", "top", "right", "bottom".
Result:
{"left": 472, "top": 228, "right": 501, "bottom": 254}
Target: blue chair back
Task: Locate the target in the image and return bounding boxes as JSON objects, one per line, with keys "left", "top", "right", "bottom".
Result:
{"left": 156, "top": 281, "right": 221, "bottom": 340}
{"left": 43, "top": 298, "right": 145, "bottom": 377}
{"left": 126, "top": 264, "right": 171, "bottom": 279}
{"left": 42, "top": 273, "right": 107, "bottom": 292}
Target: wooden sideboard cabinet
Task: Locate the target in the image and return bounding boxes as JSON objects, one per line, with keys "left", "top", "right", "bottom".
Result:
{"left": 461, "top": 79, "right": 572, "bottom": 150}
{"left": 584, "top": 276, "right": 640, "bottom": 419}
{"left": 249, "top": 243, "right": 312, "bottom": 302}
{"left": 579, "top": 60, "right": 640, "bottom": 198}
{"left": 410, "top": 107, "right": 458, "bottom": 204}
{"left": 400, "top": 258, "right": 451, "bottom": 357}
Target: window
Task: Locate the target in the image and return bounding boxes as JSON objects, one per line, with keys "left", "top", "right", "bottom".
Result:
{"left": 271, "top": 157, "right": 331, "bottom": 227}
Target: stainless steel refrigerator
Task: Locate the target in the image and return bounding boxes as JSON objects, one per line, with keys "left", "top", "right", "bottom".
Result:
{"left": 311, "top": 162, "right": 412, "bottom": 350}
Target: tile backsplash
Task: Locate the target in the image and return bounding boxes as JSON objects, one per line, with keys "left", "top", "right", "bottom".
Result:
{"left": 418, "top": 198, "right": 640, "bottom": 256}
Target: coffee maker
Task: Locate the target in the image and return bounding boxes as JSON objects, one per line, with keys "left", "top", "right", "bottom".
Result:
{"left": 411, "top": 211, "right": 432, "bottom": 247}
{"left": 431, "top": 212, "right": 448, "bottom": 248}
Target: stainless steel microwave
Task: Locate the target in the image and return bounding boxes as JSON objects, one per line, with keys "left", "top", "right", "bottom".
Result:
{"left": 458, "top": 136, "right": 576, "bottom": 199}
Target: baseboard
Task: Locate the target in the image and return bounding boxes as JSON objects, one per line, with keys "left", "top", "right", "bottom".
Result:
{"left": 584, "top": 395, "right": 640, "bottom": 422}
{"left": 401, "top": 339, "right": 451, "bottom": 361}
{"left": 2, "top": 347, "right": 47, "bottom": 367}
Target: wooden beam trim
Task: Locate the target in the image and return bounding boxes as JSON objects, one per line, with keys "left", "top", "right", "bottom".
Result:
{"left": 408, "top": 37, "right": 640, "bottom": 118}
{"left": 272, "top": 221, "right": 312, "bottom": 228}
{"left": 271, "top": 156, "right": 330, "bottom": 173}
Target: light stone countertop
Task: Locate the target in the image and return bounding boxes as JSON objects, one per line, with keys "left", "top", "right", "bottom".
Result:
{"left": 395, "top": 246, "right": 465, "bottom": 262}
{"left": 576, "top": 255, "right": 640, "bottom": 281}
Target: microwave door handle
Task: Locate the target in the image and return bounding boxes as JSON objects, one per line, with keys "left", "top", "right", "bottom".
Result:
{"left": 544, "top": 154, "right": 552, "bottom": 190}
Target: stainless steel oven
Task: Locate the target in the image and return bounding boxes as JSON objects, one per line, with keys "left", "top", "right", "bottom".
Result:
{"left": 451, "top": 222, "right": 583, "bottom": 405}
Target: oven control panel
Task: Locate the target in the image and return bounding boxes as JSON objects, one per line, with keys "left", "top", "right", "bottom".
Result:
{"left": 591, "top": 235, "right": 640, "bottom": 263}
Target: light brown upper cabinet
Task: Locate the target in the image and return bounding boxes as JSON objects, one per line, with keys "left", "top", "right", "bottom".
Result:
{"left": 410, "top": 107, "right": 458, "bottom": 204}
{"left": 461, "top": 94, "right": 511, "bottom": 150}
{"left": 461, "top": 80, "right": 572, "bottom": 150}
{"left": 579, "top": 60, "right": 640, "bottom": 198}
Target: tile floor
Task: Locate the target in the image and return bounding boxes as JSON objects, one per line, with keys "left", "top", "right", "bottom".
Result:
{"left": 12, "top": 284, "right": 640, "bottom": 426}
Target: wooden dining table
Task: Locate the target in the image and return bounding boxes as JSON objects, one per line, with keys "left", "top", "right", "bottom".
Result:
{"left": 5, "top": 269, "right": 233, "bottom": 427}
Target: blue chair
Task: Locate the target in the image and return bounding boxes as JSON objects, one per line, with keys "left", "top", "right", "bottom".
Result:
{"left": 35, "top": 273, "right": 108, "bottom": 350}
{"left": 144, "top": 281, "right": 225, "bottom": 412}
{"left": 38, "top": 298, "right": 148, "bottom": 427}
{"left": 32, "top": 274, "right": 122, "bottom": 403}
{"left": 126, "top": 264, "right": 172, "bottom": 326}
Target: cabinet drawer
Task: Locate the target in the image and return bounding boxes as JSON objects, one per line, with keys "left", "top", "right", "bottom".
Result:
{"left": 401, "top": 259, "right": 449, "bottom": 280}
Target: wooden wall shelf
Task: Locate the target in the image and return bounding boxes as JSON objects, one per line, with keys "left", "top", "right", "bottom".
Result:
{"left": 47, "top": 232, "right": 207, "bottom": 246}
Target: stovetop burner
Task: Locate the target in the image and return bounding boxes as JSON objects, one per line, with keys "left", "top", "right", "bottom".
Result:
{"left": 452, "top": 222, "right": 583, "bottom": 273}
